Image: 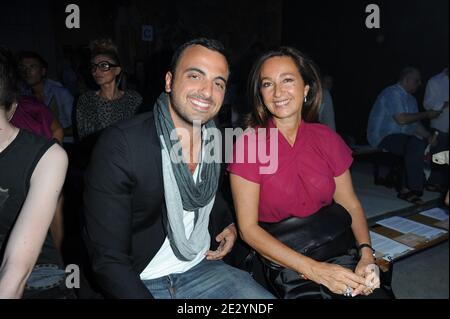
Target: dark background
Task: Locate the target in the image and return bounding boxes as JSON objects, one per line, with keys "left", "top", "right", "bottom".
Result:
{"left": 1, "top": 0, "right": 448, "bottom": 142}
{"left": 282, "top": 0, "right": 448, "bottom": 142}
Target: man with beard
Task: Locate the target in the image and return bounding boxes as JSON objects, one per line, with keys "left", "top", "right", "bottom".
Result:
{"left": 83, "top": 38, "right": 274, "bottom": 299}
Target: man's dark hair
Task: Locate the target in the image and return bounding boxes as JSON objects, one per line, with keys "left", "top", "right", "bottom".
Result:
{"left": 398, "top": 67, "right": 419, "bottom": 82}
{"left": 17, "top": 51, "right": 48, "bottom": 69}
{"left": 170, "top": 38, "right": 229, "bottom": 75}
{"left": 0, "top": 48, "right": 18, "bottom": 111}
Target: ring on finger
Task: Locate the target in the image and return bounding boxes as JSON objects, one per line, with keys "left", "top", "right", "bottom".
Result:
{"left": 343, "top": 285, "right": 353, "bottom": 297}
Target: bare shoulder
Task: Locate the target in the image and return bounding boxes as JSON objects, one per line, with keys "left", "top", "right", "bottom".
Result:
{"left": 42, "top": 143, "right": 68, "bottom": 164}
{"left": 32, "top": 144, "right": 68, "bottom": 180}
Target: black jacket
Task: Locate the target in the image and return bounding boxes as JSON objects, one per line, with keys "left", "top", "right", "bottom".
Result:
{"left": 83, "top": 112, "right": 233, "bottom": 298}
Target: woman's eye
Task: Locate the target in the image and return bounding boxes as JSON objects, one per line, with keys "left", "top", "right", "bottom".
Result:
{"left": 283, "top": 78, "right": 294, "bottom": 83}
{"left": 215, "top": 82, "right": 225, "bottom": 90}
{"left": 261, "top": 82, "right": 272, "bottom": 88}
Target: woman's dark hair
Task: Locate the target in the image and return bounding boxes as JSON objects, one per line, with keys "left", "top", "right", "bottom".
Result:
{"left": 89, "top": 38, "right": 121, "bottom": 66}
{"left": 0, "top": 48, "right": 18, "bottom": 111}
{"left": 170, "top": 38, "right": 229, "bottom": 75}
{"left": 246, "top": 47, "right": 322, "bottom": 128}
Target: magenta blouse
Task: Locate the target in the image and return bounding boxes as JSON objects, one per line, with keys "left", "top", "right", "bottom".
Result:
{"left": 228, "top": 118, "right": 353, "bottom": 223}
{"left": 11, "top": 97, "right": 54, "bottom": 140}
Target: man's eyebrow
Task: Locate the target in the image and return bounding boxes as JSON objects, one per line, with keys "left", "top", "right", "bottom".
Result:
{"left": 185, "top": 67, "right": 227, "bottom": 84}
{"left": 184, "top": 67, "right": 206, "bottom": 76}
{"left": 215, "top": 76, "right": 227, "bottom": 84}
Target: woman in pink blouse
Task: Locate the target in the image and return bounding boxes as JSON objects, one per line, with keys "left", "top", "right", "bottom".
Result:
{"left": 228, "top": 47, "right": 388, "bottom": 299}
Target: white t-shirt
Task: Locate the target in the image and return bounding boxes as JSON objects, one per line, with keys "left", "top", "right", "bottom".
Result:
{"left": 140, "top": 161, "right": 211, "bottom": 281}
{"left": 424, "top": 70, "right": 449, "bottom": 133}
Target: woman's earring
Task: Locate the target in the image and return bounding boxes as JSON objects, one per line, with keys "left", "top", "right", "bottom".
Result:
{"left": 304, "top": 96, "right": 307, "bottom": 103}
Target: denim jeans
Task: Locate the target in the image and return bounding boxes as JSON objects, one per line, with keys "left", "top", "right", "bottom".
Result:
{"left": 23, "top": 264, "right": 76, "bottom": 299}
{"left": 142, "top": 259, "right": 275, "bottom": 299}
{"left": 379, "top": 134, "right": 427, "bottom": 192}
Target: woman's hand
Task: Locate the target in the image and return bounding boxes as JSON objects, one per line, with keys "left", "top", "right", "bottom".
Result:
{"left": 355, "top": 255, "right": 374, "bottom": 277}
{"left": 353, "top": 256, "right": 380, "bottom": 296}
{"left": 306, "top": 261, "right": 367, "bottom": 297}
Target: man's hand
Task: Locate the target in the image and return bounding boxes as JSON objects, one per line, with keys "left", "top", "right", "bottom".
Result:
{"left": 428, "top": 132, "right": 439, "bottom": 146}
{"left": 427, "top": 110, "right": 442, "bottom": 120}
{"left": 205, "top": 223, "right": 237, "bottom": 261}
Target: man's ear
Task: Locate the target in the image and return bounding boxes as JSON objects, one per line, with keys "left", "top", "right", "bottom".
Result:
{"left": 165, "top": 71, "right": 173, "bottom": 93}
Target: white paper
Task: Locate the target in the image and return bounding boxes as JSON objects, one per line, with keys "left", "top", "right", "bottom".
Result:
{"left": 376, "top": 216, "right": 447, "bottom": 240}
{"left": 419, "top": 208, "right": 449, "bottom": 221}
{"left": 370, "top": 231, "right": 414, "bottom": 262}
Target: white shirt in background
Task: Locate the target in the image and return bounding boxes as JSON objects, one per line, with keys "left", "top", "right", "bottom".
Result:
{"left": 424, "top": 69, "right": 449, "bottom": 133}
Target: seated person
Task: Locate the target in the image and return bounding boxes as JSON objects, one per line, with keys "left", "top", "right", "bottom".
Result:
{"left": 11, "top": 96, "right": 63, "bottom": 143}
{"left": 75, "top": 38, "right": 142, "bottom": 141}
{"left": 0, "top": 49, "right": 68, "bottom": 299}
{"left": 18, "top": 51, "right": 74, "bottom": 142}
{"left": 75, "top": 39, "right": 142, "bottom": 168}
{"left": 229, "top": 47, "right": 391, "bottom": 299}
{"left": 367, "top": 67, "right": 441, "bottom": 204}
{"left": 82, "top": 38, "right": 274, "bottom": 299}
{"left": 423, "top": 67, "right": 449, "bottom": 192}
{"left": 10, "top": 96, "right": 65, "bottom": 252}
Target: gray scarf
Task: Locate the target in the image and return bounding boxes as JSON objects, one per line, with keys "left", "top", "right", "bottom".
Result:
{"left": 154, "top": 93, "right": 220, "bottom": 261}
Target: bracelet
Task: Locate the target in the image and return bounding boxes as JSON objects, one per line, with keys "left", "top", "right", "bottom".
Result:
{"left": 358, "top": 243, "right": 376, "bottom": 257}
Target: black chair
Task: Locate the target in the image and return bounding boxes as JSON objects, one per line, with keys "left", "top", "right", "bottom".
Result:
{"left": 371, "top": 151, "right": 404, "bottom": 191}
{"left": 352, "top": 148, "right": 404, "bottom": 191}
